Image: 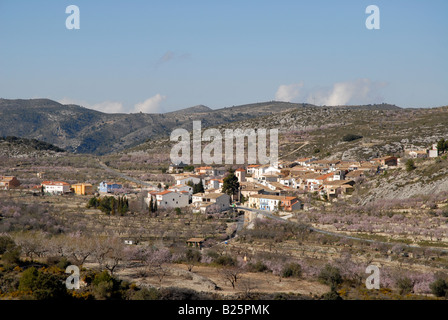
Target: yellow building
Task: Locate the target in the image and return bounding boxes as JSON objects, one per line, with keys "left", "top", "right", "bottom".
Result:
{"left": 72, "top": 183, "right": 94, "bottom": 195}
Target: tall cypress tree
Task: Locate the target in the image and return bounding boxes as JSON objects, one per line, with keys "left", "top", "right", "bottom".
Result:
{"left": 149, "top": 197, "right": 154, "bottom": 213}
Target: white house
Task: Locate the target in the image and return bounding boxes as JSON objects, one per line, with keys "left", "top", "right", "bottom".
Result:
{"left": 252, "top": 165, "right": 280, "bottom": 179}
{"left": 174, "top": 174, "right": 203, "bottom": 186}
{"left": 169, "top": 184, "right": 193, "bottom": 195}
{"left": 429, "top": 144, "right": 439, "bottom": 158}
{"left": 206, "top": 178, "right": 222, "bottom": 190}
{"left": 149, "top": 190, "right": 190, "bottom": 209}
{"left": 41, "top": 181, "right": 71, "bottom": 195}
{"left": 192, "top": 192, "right": 230, "bottom": 213}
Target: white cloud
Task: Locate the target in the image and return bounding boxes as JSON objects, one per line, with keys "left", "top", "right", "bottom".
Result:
{"left": 132, "top": 94, "right": 167, "bottom": 113}
{"left": 58, "top": 94, "right": 168, "bottom": 114}
{"left": 309, "top": 79, "right": 386, "bottom": 106}
{"left": 275, "top": 82, "right": 304, "bottom": 102}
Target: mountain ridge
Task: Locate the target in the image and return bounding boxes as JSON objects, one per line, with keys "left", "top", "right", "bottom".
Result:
{"left": 0, "top": 98, "right": 402, "bottom": 155}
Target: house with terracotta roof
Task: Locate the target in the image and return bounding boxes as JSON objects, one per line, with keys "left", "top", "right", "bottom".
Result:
{"left": 246, "top": 164, "right": 261, "bottom": 176}
{"left": 248, "top": 194, "right": 301, "bottom": 212}
{"left": 206, "top": 178, "right": 223, "bottom": 190}
{"left": 0, "top": 176, "right": 21, "bottom": 190}
{"left": 41, "top": 181, "right": 71, "bottom": 195}
{"left": 280, "top": 196, "right": 302, "bottom": 211}
{"left": 370, "top": 156, "right": 398, "bottom": 167}
{"left": 322, "top": 180, "right": 355, "bottom": 199}
{"left": 194, "top": 166, "right": 214, "bottom": 175}
{"left": 235, "top": 168, "right": 246, "bottom": 183}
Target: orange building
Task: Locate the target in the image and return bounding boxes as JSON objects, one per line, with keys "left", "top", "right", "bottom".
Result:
{"left": 0, "top": 176, "right": 21, "bottom": 190}
{"left": 71, "top": 183, "right": 94, "bottom": 195}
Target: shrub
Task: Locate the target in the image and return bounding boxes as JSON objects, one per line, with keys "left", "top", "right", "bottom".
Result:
{"left": 429, "top": 279, "right": 448, "bottom": 297}
{"left": 406, "top": 159, "right": 416, "bottom": 172}
{"left": 19, "top": 267, "right": 68, "bottom": 300}
{"left": 0, "top": 235, "right": 16, "bottom": 254}
{"left": 322, "top": 289, "right": 343, "bottom": 300}
{"left": 281, "top": 263, "right": 302, "bottom": 278}
{"left": 342, "top": 134, "right": 363, "bottom": 142}
{"left": 1, "top": 248, "right": 21, "bottom": 268}
{"left": 248, "top": 261, "right": 269, "bottom": 273}
{"left": 396, "top": 277, "right": 414, "bottom": 295}
{"left": 46, "top": 256, "right": 71, "bottom": 270}
{"left": 128, "top": 287, "right": 161, "bottom": 300}
{"left": 214, "top": 255, "right": 236, "bottom": 267}
{"left": 318, "top": 264, "right": 343, "bottom": 289}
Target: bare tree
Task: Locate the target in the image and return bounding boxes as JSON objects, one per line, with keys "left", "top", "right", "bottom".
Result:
{"left": 104, "top": 237, "right": 126, "bottom": 275}
{"left": 222, "top": 267, "right": 244, "bottom": 289}
{"left": 145, "top": 247, "right": 172, "bottom": 283}
{"left": 238, "top": 277, "right": 257, "bottom": 299}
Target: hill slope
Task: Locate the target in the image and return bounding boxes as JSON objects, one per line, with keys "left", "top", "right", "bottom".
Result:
{"left": 0, "top": 99, "right": 402, "bottom": 155}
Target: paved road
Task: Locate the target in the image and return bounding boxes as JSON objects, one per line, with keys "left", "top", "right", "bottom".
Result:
{"left": 236, "top": 206, "right": 448, "bottom": 254}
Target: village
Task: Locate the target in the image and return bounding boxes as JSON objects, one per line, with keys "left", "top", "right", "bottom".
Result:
{"left": 1, "top": 143, "right": 441, "bottom": 217}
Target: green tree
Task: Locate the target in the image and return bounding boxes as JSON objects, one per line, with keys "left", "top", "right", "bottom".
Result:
{"left": 222, "top": 169, "right": 240, "bottom": 201}
{"left": 193, "top": 180, "right": 205, "bottom": 194}
{"left": 406, "top": 159, "right": 416, "bottom": 172}
{"left": 430, "top": 278, "right": 448, "bottom": 297}
{"left": 87, "top": 196, "right": 99, "bottom": 209}
{"left": 437, "top": 138, "right": 447, "bottom": 153}
{"left": 149, "top": 197, "right": 154, "bottom": 213}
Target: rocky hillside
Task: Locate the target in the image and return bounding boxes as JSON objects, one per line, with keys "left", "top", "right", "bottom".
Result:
{"left": 0, "top": 99, "right": 313, "bottom": 155}
{"left": 0, "top": 136, "right": 66, "bottom": 158}
{"left": 127, "top": 104, "right": 448, "bottom": 161}
{"left": 0, "top": 99, "right": 403, "bottom": 155}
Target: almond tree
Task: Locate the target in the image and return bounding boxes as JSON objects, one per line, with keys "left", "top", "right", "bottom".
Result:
{"left": 145, "top": 247, "right": 172, "bottom": 283}
{"left": 104, "top": 237, "right": 126, "bottom": 275}
{"left": 221, "top": 267, "right": 244, "bottom": 289}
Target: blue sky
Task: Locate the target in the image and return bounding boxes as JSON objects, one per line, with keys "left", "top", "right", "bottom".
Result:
{"left": 0, "top": 0, "right": 447, "bottom": 113}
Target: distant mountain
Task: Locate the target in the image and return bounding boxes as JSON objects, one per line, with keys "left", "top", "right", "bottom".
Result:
{"left": 0, "top": 98, "right": 401, "bottom": 155}
{"left": 166, "top": 105, "right": 212, "bottom": 114}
